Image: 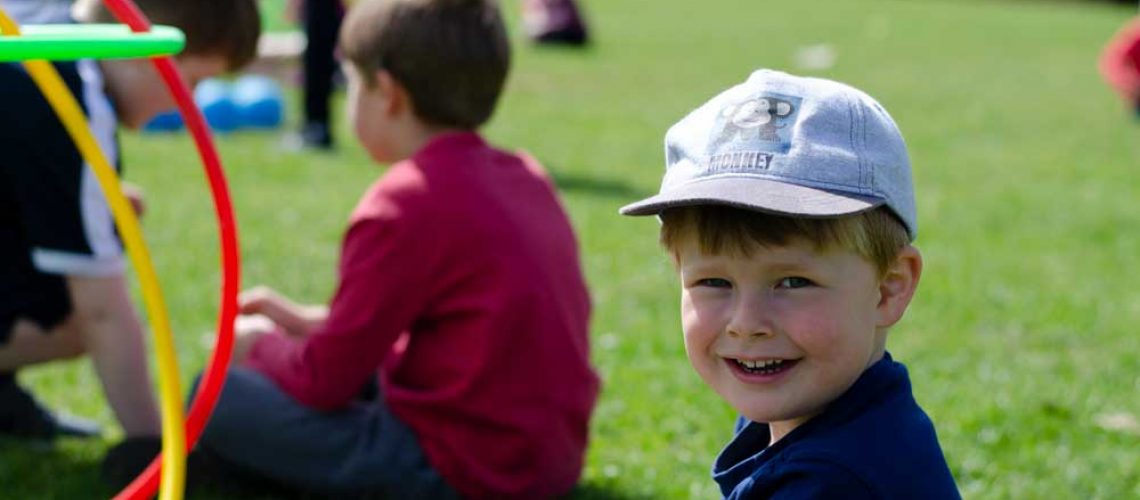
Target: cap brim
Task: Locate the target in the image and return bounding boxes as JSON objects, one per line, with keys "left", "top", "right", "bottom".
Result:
{"left": 619, "top": 176, "right": 884, "bottom": 217}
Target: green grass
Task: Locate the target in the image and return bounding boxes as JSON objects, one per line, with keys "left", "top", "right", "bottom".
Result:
{"left": 5, "top": 0, "right": 1140, "bottom": 497}
{"left": 258, "top": 0, "right": 291, "bottom": 33}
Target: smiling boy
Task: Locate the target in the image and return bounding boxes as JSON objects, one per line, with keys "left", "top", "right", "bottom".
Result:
{"left": 622, "top": 69, "right": 960, "bottom": 498}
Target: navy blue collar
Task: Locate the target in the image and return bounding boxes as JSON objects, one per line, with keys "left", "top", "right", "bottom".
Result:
{"left": 712, "top": 352, "right": 909, "bottom": 489}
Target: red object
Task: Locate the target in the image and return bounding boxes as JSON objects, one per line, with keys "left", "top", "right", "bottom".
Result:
{"left": 102, "top": 1, "right": 242, "bottom": 499}
{"left": 1100, "top": 17, "right": 1140, "bottom": 104}
{"left": 246, "top": 132, "right": 599, "bottom": 499}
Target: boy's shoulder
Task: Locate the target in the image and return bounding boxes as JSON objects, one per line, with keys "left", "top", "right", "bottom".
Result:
{"left": 714, "top": 355, "right": 960, "bottom": 499}
{"left": 355, "top": 133, "right": 550, "bottom": 221}
{"left": 378, "top": 132, "right": 547, "bottom": 193}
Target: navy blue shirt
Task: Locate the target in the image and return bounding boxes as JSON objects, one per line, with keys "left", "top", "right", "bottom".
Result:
{"left": 712, "top": 353, "right": 960, "bottom": 499}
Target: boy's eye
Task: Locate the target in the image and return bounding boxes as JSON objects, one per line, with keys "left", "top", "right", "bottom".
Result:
{"left": 777, "top": 277, "right": 813, "bottom": 289}
{"left": 696, "top": 278, "right": 732, "bottom": 288}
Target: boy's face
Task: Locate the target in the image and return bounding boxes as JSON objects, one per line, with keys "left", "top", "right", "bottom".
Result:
{"left": 108, "top": 54, "right": 228, "bottom": 129}
{"left": 177, "top": 55, "right": 229, "bottom": 93}
{"left": 676, "top": 235, "right": 889, "bottom": 439}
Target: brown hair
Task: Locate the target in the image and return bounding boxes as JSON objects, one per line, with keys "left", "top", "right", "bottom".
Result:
{"left": 340, "top": 0, "right": 510, "bottom": 129}
{"left": 77, "top": 0, "right": 261, "bottom": 71}
{"left": 659, "top": 205, "right": 910, "bottom": 276}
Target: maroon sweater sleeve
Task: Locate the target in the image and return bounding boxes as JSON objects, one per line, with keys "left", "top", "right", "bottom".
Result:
{"left": 245, "top": 184, "right": 432, "bottom": 410}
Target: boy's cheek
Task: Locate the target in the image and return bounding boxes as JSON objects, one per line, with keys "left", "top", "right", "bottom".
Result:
{"left": 679, "top": 292, "right": 703, "bottom": 330}
{"left": 680, "top": 330, "right": 715, "bottom": 377}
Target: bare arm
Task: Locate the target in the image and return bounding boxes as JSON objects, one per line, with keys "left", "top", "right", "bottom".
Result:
{"left": 67, "top": 275, "right": 160, "bottom": 438}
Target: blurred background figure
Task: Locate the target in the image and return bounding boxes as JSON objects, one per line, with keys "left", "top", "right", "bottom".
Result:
{"left": 284, "top": 0, "right": 343, "bottom": 151}
{"left": 1100, "top": 15, "right": 1140, "bottom": 118}
{"left": 523, "top": 0, "right": 589, "bottom": 46}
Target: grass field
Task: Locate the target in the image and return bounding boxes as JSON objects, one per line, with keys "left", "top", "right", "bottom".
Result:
{"left": 4, "top": 0, "right": 1140, "bottom": 498}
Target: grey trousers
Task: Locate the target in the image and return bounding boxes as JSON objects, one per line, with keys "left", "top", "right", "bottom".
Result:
{"left": 196, "top": 368, "right": 460, "bottom": 498}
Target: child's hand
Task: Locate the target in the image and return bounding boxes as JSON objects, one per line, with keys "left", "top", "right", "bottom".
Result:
{"left": 239, "top": 286, "right": 288, "bottom": 317}
{"left": 239, "top": 286, "right": 327, "bottom": 338}
{"left": 122, "top": 182, "right": 146, "bottom": 218}
{"left": 232, "top": 314, "right": 277, "bottom": 364}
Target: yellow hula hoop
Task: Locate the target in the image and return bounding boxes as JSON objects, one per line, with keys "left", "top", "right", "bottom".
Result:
{"left": 0, "top": 11, "right": 186, "bottom": 500}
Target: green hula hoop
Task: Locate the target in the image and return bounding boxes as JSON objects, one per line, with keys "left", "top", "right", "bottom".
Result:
{"left": 0, "top": 24, "right": 184, "bottom": 61}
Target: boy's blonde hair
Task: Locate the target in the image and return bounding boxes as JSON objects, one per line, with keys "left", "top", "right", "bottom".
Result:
{"left": 660, "top": 205, "right": 910, "bottom": 276}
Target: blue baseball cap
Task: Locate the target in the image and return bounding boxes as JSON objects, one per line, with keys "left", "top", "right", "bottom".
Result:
{"left": 620, "top": 69, "right": 917, "bottom": 240}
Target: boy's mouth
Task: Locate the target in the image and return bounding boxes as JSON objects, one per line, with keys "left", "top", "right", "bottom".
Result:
{"left": 729, "top": 357, "right": 799, "bottom": 376}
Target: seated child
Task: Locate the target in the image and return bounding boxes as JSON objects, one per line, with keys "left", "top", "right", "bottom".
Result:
{"left": 0, "top": 0, "right": 259, "bottom": 442}
{"left": 620, "top": 69, "right": 961, "bottom": 498}
{"left": 193, "top": 0, "right": 600, "bottom": 498}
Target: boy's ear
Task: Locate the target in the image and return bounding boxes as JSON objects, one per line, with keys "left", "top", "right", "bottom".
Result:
{"left": 374, "top": 70, "right": 409, "bottom": 117}
{"left": 875, "top": 245, "right": 922, "bottom": 329}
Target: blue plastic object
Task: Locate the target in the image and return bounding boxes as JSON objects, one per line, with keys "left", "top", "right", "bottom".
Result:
{"left": 142, "top": 109, "right": 183, "bottom": 132}
{"left": 193, "top": 78, "right": 238, "bottom": 132}
{"left": 141, "top": 75, "right": 286, "bottom": 132}
{"left": 231, "top": 75, "right": 284, "bottom": 129}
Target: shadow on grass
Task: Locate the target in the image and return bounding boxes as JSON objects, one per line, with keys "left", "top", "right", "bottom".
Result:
{"left": 566, "top": 481, "right": 654, "bottom": 500}
{"left": 0, "top": 438, "right": 111, "bottom": 497}
{"left": 187, "top": 479, "right": 648, "bottom": 500}
{"left": 523, "top": 38, "right": 599, "bottom": 57}
{"left": 551, "top": 171, "right": 643, "bottom": 199}
{"left": 0, "top": 438, "right": 648, "bottom": 500}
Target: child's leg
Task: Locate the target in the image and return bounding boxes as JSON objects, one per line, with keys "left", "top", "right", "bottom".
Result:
{"left": 0, "top": 284, "right": 101, "bottom": 439}
{"left": 0, "top": 268, "right": 80, "bottom": 371}
{"left": 63, "top": 275, "right": 160, "bottom": 438}
{"left": 195, "top": 368, "right": 458, "bottom": 498}
{"left": 298, "top": 0, "right": 342, "bottom": 149}
{"left": 0, "top": 318, "right": 85, "bottom": 370}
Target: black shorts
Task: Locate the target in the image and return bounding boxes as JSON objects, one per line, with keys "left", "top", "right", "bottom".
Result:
{"left": 0, "top": 225, "right": 71, "bottom": 345}
{"left": 0, "top": 59, "right": 124, "bottom": 344}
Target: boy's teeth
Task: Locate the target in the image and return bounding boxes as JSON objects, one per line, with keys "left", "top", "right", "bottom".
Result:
{"left": 739, "top": 359, "right": 783, "bottom": 369}
{"left": 735, "top": 358, "right": 789, "bottom": 373}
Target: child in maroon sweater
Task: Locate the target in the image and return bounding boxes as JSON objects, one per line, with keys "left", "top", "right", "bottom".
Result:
{"left": 196, "top": 0, "right": 600, "bottom": 497}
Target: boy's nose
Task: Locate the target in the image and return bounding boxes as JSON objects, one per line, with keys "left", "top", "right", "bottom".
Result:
{"left": 725, "top": 292, "right": 774, "bottom": 339}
